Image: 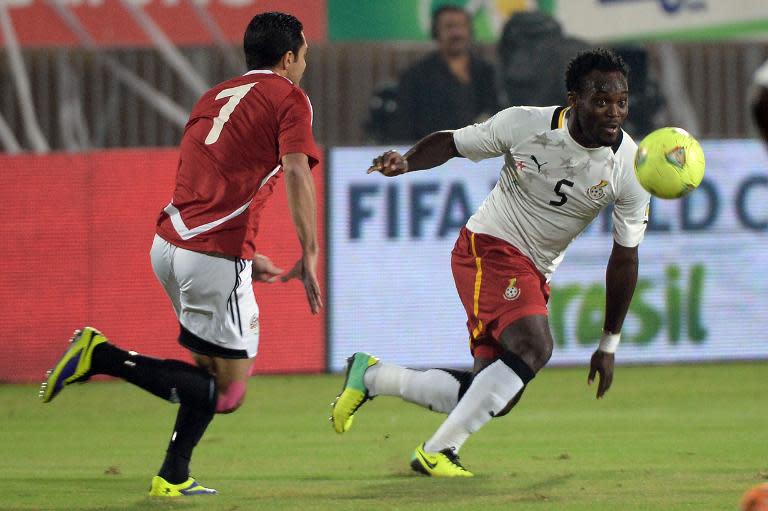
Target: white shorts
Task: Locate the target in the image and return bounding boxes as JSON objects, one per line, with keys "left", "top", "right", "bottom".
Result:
{"left": 150, "top": 234, "right": 259, "bottom": 359}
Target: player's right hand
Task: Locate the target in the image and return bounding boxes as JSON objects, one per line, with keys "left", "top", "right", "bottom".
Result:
{"left": 367, "top": 150, "right": 408, "bottom": 176}
{"left": 251, "top": 253, "right": 283, "bottom": 283}
{"left": 281, "top": 253, "right": 323, "bottom": 314}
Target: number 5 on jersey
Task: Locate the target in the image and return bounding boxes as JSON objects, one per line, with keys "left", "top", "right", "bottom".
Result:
{"left": 550, "top": 179, "right": 574, "bottom": 207}
{"left": 205, "top": 82, "right": 258, "bottom": 145}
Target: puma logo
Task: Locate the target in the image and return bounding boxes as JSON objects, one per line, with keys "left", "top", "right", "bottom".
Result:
{"left": 530, "top": 155, "right": 547, "bottom": 172}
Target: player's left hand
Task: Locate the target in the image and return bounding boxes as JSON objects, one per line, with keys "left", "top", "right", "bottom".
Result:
{"left": 252, "top": 254, "right": 283, "bottom": 283}
{"left": 367, "top": 150, "right": 408, "bottom": 176}
{"left": 587, "top": 350, "right": 615, "bottom": 399}
{"left": 281, "top": 254, "right": 323, "bottom": 314}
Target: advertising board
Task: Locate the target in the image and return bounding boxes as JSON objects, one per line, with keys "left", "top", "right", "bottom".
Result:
{"left": 328, "top": 140, "right": 768, "bottom": 371}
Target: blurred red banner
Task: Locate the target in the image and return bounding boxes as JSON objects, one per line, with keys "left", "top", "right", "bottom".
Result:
{"left": 4, "top": 1, "right": 327, "bottom": 48}
{"left": 0, "top": 148, "right": 326, "bottom": 382}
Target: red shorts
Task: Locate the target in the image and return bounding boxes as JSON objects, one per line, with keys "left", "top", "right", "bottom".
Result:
{"left": 451, "top": 227, "right": 550, "bottom": 360}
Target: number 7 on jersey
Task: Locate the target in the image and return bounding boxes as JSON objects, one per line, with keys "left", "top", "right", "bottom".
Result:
{"left": 205, "top": 82, "right": 258, "bottom": 145}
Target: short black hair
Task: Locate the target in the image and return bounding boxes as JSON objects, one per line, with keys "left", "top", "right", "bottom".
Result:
{"left": 243, "top": 12, "right": 304, "bottom": 70}
{"left": 565, "top": 48, "right": 629, "bottom": 93}
{"left": 431, "top": 4, "right": 471, "bottom": 39}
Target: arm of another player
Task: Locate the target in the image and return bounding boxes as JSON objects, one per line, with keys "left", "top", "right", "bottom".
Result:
{"left": 587, "top": 241, "right": 639, "bottom": 399}
{"left": 367, "top": 130, "right": 461, "bottom": 177}
{"left": 751, "top": 59, "right": 768, "bottom": 146}
{"left": 280, "top": 152, "right": 323, "bottom": 314}
{"left": 751, "top": 84, "right": 768, "bottom": 146}
{"left": 252, "top": 254, "right": 283, "bottom": 283}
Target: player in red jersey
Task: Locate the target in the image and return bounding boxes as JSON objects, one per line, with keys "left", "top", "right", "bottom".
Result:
{"left": 40, "top": 12, "right": 321, "bottom": 497}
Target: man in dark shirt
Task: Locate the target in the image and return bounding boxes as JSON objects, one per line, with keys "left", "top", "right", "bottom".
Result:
{"left": 394, "top": 5, "right": 498, "bottom": 141}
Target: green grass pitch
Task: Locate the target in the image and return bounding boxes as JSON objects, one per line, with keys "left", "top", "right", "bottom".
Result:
{"left": 1, "top": 362, "right": 766, "bottom": 510}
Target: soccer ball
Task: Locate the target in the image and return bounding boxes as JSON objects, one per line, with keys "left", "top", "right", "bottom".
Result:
{"left": 633, "top": 127, "right": 706, "bottom": 199}
{"left": 741, "top": 483, "right": 768, "bottom": 511}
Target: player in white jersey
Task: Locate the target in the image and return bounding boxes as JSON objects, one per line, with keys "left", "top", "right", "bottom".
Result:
{"left": 751, "top": 59, "right": 768, "bottom": 146}
{"left": 330, "top": 48, "right": 651, "bottom": 477}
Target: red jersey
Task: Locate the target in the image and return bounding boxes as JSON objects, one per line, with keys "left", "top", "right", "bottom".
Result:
{"left": 156, "top": 70, "right": 320, "bottom": 259}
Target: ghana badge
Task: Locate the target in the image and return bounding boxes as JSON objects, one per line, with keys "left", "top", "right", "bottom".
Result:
{"left": 587, "top": 179, "right": 609, "bottom": 201}
{"left": 504, "top": 278, "right": 521, "bottom": 301}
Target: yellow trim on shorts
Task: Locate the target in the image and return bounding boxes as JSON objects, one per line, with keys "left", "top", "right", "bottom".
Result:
{"left": 470, "top": 233, "right": 484, "bottom": 339}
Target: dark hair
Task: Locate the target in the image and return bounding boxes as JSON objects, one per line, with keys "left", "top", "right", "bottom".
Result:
{"left": 565, "top": 48, "right": 629, "bottom": 93}
{"left": 431, "top": 4, "right": 471, "bottom": 39}
{"left": 243, "top": 12, "right": 304, "bottom": 70}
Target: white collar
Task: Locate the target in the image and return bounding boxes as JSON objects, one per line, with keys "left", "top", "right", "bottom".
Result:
{"left": 243, "top": 69, "right": 293, "bottom": 84}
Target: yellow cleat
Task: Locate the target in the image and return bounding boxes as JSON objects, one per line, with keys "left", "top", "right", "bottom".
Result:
{"left": 39, "top": 327, "right": 107, "bottom": 403}
{"left": 330, "top": 352, "right": 378, "bottom": 434}
{"left": 148, "top": 476, "right": 217, "bottom": 497}
{"left": 410, "top": 444, "right": 474, "bottom": 477}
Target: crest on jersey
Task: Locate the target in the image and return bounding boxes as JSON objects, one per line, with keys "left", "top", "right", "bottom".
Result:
{"left": 249, "top": 313, "right": 259, "bottom": 333}
{"left": 503, "top": 278, "right": 520, "bottom": 301}
{"left": 587, "top": 180, "right": 609, "bottom": 201}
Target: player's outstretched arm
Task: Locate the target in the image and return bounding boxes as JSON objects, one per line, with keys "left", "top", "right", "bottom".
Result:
{"left": 587, "top": 241, "right": 639, "bottom": 398}
{"left": 281, "top": 152, "right": 323, "bottom": 314}
{"left": 367, "top": 131, "right": 461, "bottom": 177}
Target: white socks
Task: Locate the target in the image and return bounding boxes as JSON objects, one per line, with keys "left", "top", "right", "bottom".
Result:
{"left": 423, "top": 359, "right": 524, "bottom": 453}
{"left": 363, "top": 362, "right": 462, "bottom": 414}
{"left": 362, "top": 357, "right": 533, "bottom": 454}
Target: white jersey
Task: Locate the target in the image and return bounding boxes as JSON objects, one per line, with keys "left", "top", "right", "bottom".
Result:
{"left": 754, "top": 59, "right": 768, "bottom": 87}
{"left": 453, "top": 105, "right": 650, "bottom": 281}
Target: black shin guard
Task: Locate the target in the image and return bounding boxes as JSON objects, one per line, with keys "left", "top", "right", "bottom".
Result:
{"left": 491, "top": 352, "right": 536, "bottom": 417}
{"left": 500, "top": 351, "right": 536, "bottom": 384}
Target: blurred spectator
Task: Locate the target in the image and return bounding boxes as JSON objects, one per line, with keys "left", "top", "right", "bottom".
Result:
{"left": 498, "top": 11, "right": 589, "bottom": 108}
{"left": 497, "top": 11, "right": 664, "bottom": 138}
{"left": 379, "top": 5, "right": 498, "bottom": 143}
{"left": 751, "top": 59, "right": 768, "bottom": 145}
{"left": 364, "top": 81, "right": 401, "bottom": 144}
{"left": 610, "top": 45, "right": 665, "bottom": 138}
